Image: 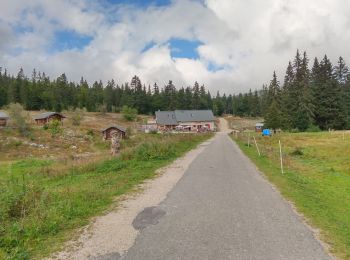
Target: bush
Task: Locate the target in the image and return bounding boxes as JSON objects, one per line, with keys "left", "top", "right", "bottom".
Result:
{"left": 47, "top": 120, "right": 62, "bottom": 137}
{"left": 122, "top": 106, "right": 137, "bottom": 121}
{"left": 7, "top": 103, "right": 31, "bottom": 136}
{"left": 306, "top": 125, "right": 321, "bottom": 132}
{"left": 71, "top": 108, "right": 85, "bottom": 126}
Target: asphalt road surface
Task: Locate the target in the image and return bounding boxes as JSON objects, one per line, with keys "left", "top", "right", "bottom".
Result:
{"left": 122, "top": 133, "right": 331, "bottom": 260}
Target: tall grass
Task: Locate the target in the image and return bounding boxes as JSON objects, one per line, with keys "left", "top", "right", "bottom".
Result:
{"left": 233, "top": 131, "right": 350, "bottom": 259}
{"left": 0, "top": 133, "right": 212, "bottom": 259}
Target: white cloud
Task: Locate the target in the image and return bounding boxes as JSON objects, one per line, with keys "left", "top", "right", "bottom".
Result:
{"left": 1, "top": 0, "right": 350, "bottom": 94}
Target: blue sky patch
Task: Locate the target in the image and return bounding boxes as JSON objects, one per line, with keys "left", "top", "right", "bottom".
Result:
{"left": 207, "top": 62, "right": 227, "bottom": 72}
{"left": 141, "top": 41, "right": 157, "bottom": 53}
{"left": 169, "top": 38, "right": 202, "bottom": 59}
{"left": 105, "top": 0, "right": 171, "bottom": 8}
{"left": 13, "top": 24, "right": 33, "bottom": 34}
{"left": 51, "top": 30, "right": 93, "bottom": 52}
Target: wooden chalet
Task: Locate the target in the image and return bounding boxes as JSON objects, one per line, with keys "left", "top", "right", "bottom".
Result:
{"left": 101, "top": 125, "right": 127, "bottom": 140}
{"left": 33, "top": 112, "right": 66, "bottom": 125}
{"left": 0, "top": 112, "right": 9, "bottom": 127}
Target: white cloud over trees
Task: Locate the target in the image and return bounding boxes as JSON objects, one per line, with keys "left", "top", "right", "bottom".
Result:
{"left": 1, "top": 0, "right": 350, "bottom": 93}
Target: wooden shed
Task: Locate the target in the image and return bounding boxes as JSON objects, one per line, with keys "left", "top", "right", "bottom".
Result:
{"left": 102, "top": 125, "right": 127, "bottom": 140}
{"left": 33, "top": 112, "right": 66, "bottom": 125}
{"left": 0, "top": 112, "right": 9, "bottom": 127}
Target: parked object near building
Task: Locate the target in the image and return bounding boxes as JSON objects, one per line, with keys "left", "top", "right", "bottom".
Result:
{"left": 255, "top": 122, "right": 264, "bottom": 132}
{"left": 155, "top": 110, "right": 215, "bottom": 132}
{"left": 33, "top": 112, "right": 66, "bottom": 125}
{"left": 0, "top": 112, "right": 9, "bottom": 127}
{"left": 102, "top": 125, "right": 127, "bottom": 140}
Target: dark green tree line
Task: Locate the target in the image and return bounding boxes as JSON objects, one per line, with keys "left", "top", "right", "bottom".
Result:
{"left": 254, "top": 50, "right": 350, "bottom": 130}
{"left": 0, "top": 69, "right": 225, "bottom": 115}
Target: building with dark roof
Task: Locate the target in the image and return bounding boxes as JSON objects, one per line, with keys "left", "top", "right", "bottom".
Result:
{"left": 33, "top": 112, "right": 66, "bottom": 125}
{"left": 101, "top": 125, "right": 127, "bottom": 140}
{"left": 155, "top": 110, "right": 216, "bottom": 132}
{"left": 0, "top": 112, "right": 9, "bottom": 127}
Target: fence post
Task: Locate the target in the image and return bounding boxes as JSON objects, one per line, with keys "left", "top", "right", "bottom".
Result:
{"left": 279, "top": 140, "right": 284, "bottom": 174}
{"left": 248, "top": 133, "right": 250, "bottom": 147}
{"left": 253, "top": 136, "right": 261, "bottom": 156}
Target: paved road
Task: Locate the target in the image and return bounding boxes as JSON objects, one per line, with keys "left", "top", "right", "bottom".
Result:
{"left": 122, "top": 133, "right": 331, "bottom": 260}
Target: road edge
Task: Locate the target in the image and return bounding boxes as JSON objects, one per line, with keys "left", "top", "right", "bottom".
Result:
{"left": 227, "top": 135, "right": 336, "bottom": 260}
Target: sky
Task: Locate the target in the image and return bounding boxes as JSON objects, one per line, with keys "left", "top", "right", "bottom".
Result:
{"left": 1, "top": 0, "right": 350, "bottom": 94}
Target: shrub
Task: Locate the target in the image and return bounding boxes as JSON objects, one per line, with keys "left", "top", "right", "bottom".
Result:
{"left": 306, "top": 125, "right": 321, "bottom": 132}
{"left": 7, "top": 103, "right": 31, "bottom": 136}
{"left": 122, "top": 106, "right": 137, "bottom": 121}
{"left": 71, "top": 108, "right": 85, "bottom": 126}
{"left": 47, "top": 120, "right": 62, "bottom": 137}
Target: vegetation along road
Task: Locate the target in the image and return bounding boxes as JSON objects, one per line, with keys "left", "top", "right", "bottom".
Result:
{"left": 121, "top": 132, "right": 331, "bottom": 259}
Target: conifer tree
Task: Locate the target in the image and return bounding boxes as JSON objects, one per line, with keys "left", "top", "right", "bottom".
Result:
{"left": 264, "top": 72, "right": 283, "bottom": 130}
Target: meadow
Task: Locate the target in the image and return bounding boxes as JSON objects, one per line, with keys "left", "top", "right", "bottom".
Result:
{"left": 233, "top": 131, "right": 350, "bottom": 259}
{"left": 0, "top": 111, "right": 212, "bottom": 259}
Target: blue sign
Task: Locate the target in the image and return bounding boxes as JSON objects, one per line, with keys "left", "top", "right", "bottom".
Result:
{"left": 262, "top": 129, "right": 271, "bottom": 136}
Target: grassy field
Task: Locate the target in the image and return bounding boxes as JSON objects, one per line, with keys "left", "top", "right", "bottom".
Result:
{"left": 0, "top": 110, "right": 213, "bottom": 259}
{"left": 233, "top": 130, "right": 350, "bottom": 259}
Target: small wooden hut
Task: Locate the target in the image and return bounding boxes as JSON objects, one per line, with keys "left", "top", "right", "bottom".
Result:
{"left": 102, "top": 125, "right": 127, "bottom": 140}
{"left": 0, "top": 112, "right": 9, "bottom": 127}
{"left": 33, "top": 112, "right": 66, "bottom": 125}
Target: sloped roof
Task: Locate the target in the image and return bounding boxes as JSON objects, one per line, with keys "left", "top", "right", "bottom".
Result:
{"left": 155, "top": 110, "right": 215, "bottom": 125}
{"left": 155, "top": 111, "right": 178, "bottom": 125}
{"left": 33, "top": 112, "right": 65, "bottom": 120}
{"left": 174, "top": 110, "right": 215, "bottom": 122}
{"left": 0, "top": 112, "right": 9, "bottom": 119}
{"left": 101, "top": 125, "right": 126, "bottom": 133}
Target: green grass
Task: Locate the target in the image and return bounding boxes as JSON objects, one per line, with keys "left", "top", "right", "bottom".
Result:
{"left": 232, "top": 131, "right": 350, "bottom": 259}
{"left": 0, "top": 133, "right": 212, "bottom": 259}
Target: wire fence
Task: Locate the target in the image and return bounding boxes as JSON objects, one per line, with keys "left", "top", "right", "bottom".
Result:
{"left": 231, "top": 131, "right": 296, "bottom": 174}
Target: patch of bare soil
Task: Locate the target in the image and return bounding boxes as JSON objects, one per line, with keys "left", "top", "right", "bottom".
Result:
{"left": 218, "top": 117, "right": 230, "bottom": 133}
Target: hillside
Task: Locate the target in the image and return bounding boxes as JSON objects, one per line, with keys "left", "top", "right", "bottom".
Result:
{"left": 0, "top": 111, "right": 147, "bottom": 162}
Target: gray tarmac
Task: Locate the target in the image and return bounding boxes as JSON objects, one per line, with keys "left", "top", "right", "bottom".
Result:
{"left": 122, "top": 133, "right": 331, "bottom": 260}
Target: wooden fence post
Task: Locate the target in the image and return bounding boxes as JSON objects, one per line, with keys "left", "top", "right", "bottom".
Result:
{"left": 253, "top": 136, "right": 261, "bottom": 156}
{"left": 279, "top": 140, "right": 284, "bottom": 174}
